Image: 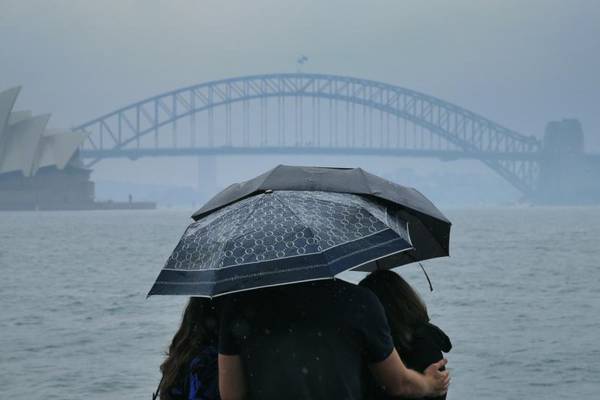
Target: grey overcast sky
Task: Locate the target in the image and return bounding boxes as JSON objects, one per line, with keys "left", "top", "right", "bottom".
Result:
{"left": 1, "top": 0, "right": 599, "bottom": 189}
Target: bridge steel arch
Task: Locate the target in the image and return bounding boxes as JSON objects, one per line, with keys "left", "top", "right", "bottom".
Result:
{"left": 74, "top": 73, "right": 542, "bottom": 195}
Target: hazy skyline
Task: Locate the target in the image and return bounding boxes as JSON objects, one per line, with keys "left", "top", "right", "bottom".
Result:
{"left": 1, "top": 0, "right": 599, "bottom": 195}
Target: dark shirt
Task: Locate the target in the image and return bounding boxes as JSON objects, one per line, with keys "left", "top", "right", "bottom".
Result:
{"left": 369, "top": 322, "right": 452, "bottom": 400}
{"left": 218, "top": 279, "right": 395, "bottom": 400}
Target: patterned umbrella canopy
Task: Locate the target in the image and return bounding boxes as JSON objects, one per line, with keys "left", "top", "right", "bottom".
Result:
{"left": 149, "top": 166, "right": 451, "bottom": 297}
{"left": 149, "top": 190, "right": 415, "bottom": 297}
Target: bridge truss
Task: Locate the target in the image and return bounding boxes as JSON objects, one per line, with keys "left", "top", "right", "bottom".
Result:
{"left": 74, "top": 73, "right": 542, "bottom": 195}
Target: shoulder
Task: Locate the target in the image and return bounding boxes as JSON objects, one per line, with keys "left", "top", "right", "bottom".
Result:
{"left": 333, "top": 279, "right": 378, "bottom": 299}
{"left": 333, "top": 280, "right": 384, "bottom": 307}
{"left": 331, "top": 281, "right": 389, "bottom": 326}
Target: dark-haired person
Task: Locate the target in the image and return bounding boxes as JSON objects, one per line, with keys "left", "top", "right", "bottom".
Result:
{"left": 217, "top": 279, "right": 450, "bottom": 400}
{"left": 359, "top": 270, "right": 452, "bottom": 400}
{"left": 158, "top": 297, "right": 220, "bottom": 400}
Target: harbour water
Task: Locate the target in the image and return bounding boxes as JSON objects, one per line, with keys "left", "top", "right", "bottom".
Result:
{"left": 1, "top": 207, "right": 599, "bottom": 399}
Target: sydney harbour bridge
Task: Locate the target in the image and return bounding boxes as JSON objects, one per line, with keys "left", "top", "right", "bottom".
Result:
{"left": 73, "top": 73, "right": 597, "bottom": 201}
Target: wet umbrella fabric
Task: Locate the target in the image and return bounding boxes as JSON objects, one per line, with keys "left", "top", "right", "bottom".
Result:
{"left": 148, "top": 190, "right": 415, "bottom": 297}
{"left": 191, "top": 165, "right": 450, "bottom": 267}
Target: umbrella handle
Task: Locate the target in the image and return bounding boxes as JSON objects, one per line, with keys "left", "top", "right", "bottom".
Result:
{"left": 419, "top": 263, "right": 434, "bottom": 292}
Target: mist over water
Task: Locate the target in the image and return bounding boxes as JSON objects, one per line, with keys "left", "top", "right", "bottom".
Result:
{"left": 1, "top": 207, "right": 599, "bottom": 399}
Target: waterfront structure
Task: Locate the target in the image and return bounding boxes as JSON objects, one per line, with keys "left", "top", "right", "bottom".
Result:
{"left": 73, "top": 73, "right": 600, "bottom": 204}
{"left": 0, "top": 87, "right": 86, "bottom": 178}
{"left": 0, "top": 87, "right": 155, "bottom": 210}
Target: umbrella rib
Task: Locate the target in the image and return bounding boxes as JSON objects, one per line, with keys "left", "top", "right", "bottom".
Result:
{"left": 271, "top": 191, "right": 311, "bottom": 228}
{"left": 270, "top": 192, "right": 332, "bottom": 270}
{"left": 225, "top": 194, "right": 266, "bottom": 243}
{"left": 358, "top": 167, "right": 374, "bottom": 196}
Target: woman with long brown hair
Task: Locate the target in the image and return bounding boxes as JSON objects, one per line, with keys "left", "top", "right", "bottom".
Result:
{"left": 157, "top": 297, "right": 220, "bottom": 400}
{"left": 359, "top": 270, "right": 452, "bottom": 400}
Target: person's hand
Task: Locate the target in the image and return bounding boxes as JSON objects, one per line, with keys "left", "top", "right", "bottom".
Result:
{"left": 423, "top": 359, "right": 450, "bottom": 396}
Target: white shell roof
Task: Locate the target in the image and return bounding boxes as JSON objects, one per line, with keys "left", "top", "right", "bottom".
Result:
{"left": 0, "top": 87, "right": 21, "bottom": 152}
{"left": 35, "top": 131, "right": 86, "bottom": 172}
{"left": 0, "top": 87, "right": 88, "bottom": 176}
{"left": 8, "top": 110, "right": 32, "bottom": 125}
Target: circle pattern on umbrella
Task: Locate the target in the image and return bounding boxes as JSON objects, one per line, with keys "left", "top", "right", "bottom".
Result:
{"left": 165, "top": 191, "right": 410, "bottom": 271}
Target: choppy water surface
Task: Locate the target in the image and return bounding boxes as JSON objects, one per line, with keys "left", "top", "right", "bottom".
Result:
{"left": 1, "top": 207, "right": 599, "bottom": 399}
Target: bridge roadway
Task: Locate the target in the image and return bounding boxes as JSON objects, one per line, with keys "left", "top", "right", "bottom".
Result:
{"left": 79, "top": 146, "right": 541, "bottom": 161}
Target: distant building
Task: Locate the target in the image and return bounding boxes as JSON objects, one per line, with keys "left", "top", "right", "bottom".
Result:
{"left": 536, "top": 119, "right": 600, "bottom": 204}
{"left": 0, "top": 87, "right": 154, "bottom": 211}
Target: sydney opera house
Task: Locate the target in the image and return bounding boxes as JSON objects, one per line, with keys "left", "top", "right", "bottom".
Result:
{"left": 0, "top": 86, "right": 95, "bottom": 210}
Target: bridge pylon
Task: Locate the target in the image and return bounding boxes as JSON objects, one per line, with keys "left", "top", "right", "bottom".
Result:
{"left": 534, "top": 119, "right": 600, "bottom": 204}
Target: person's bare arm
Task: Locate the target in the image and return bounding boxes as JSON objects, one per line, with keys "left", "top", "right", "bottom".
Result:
{"left": 218, "top": 354, "right": 247, "bottom": 400}
{"left": 368, "top": 349, "right": 450, "bottom": 398}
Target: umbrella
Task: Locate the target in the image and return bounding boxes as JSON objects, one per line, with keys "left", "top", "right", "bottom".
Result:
{"left": 148, "top": 166, "right": 451, "bottom": 298}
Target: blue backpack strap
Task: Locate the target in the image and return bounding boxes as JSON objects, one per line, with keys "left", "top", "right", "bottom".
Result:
{"left": 187, "top": 346, "right": 219, "bottom": 400}
{"left": 154, "top": 347, "right": 219, "bottom": 400}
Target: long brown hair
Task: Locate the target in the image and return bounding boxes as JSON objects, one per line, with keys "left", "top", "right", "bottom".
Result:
{"left": 159, "top": 297, "right": 219, "bottom": 400}
{"left": 359, "top": 270, "right": 429, "bottom": 352}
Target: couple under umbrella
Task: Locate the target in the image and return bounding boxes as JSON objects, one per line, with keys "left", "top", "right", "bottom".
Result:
{"left": 150, "top": 165, "right": 452, "bottom": 400}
